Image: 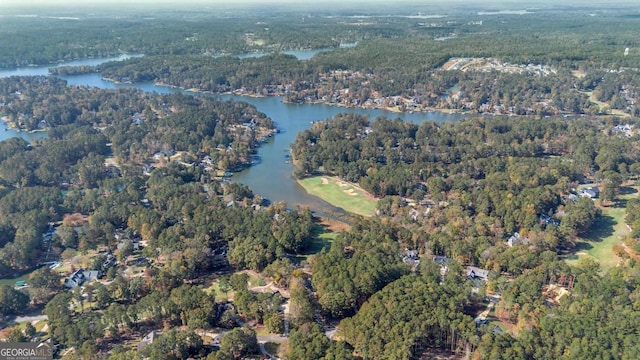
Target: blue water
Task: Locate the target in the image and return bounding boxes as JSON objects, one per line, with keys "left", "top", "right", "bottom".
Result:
{"left": 0, "top": 55, "right": 469, "bottom": 210}
{"left": 222, "top": 48, "right": 334, "bottom": 61}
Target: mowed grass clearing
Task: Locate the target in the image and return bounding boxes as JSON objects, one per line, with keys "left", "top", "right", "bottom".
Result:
{"left": 566, "top": 187, "right": 637, "bottom": 272}
{"left": 297, "top": 176, "right": 377, "bottom": 217}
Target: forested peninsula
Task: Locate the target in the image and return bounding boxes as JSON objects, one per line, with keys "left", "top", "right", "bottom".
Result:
{"left": 91, "top": 13, "right": 640, "bottom": 117}
{"left": 1, "top": 4, "right": 640, "bottom": 360}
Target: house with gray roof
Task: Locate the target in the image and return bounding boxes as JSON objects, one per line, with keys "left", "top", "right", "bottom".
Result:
{"left": 579, "top": 186, "right": 599, "bottom": 199}
{"left": 137, "top": 330, "right": 160, "bottom": 351}
{"left": 466, "top": 266, "right": 490, "bottom": 282}
{"left": 64, "top": 269, "right": 101, "bottom": 289}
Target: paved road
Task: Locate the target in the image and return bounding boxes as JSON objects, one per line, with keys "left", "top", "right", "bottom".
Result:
{"left": 11, "top": 314, "right": 48, "bottom": 324}
{"left": 259, "top": 342, "right": 279, "bottom": 360}
{"left": 474, "top": 302, "right": 494, "bottom": 325}
{"left": 257, "top": 334, "right": 287, "bottom": 342}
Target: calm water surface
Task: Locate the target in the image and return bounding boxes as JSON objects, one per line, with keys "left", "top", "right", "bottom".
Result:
{"left": 218, "top": 48, "right": 334, "bottom": 61}
{"left": 219, "top": 96, "right": 465, "bottom": 211}
{"left": 0, "top": 56, "right": 469, "bottom": 212}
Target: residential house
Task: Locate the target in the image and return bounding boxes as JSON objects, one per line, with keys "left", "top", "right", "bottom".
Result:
{"left": 579, "top": 186, "right": 599, "bottom": 199}
{"left": 402, "top": 249, "right": 420, "bottom": 270}
{"left": 564, "top": 193, "right": 579, "bottom": 204}
{"left": 432, "top": 256, "right": 453, "bottom": 280}
{"left": 117, "top": 239, "right": 141, "bottom": 252}
{"left": 507, "top": 232, "right": 529, "bottom": 247}
{"left": 210, "top": 246, "right": 228, "bottom": 268}
{"left": 64, "top": 269, "right": 101, "bottom": 289}
{"left": 102, "top": 253, "right": 117, "bottom": 270}
{"left": 137, "top": 331, "right": 160, "bottom": 351}
{"left": 466, "top": 266, "right": 490, "bottom": 282}
{"left": 433, "top": 255, "right": 453, "bottom": 266}
{"left": 540, "top": 215, "right": 560, "bottom": 227}
{"left": 142, "top": 164, "right": 155, "bottom": 176}
{"left": 153, "top": 151, "right": 168, "bottom": 161}
{"left": 612, "top": 124, "right": 634, "bottom": 137}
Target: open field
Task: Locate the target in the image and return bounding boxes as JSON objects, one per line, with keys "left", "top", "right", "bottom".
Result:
{"left": 0, "top": 270, "right": 35, "bottom": 286}
{"left": 300, "top": 224, "right": 337, "bottom": 256}
{"left": 297, "top": 176, "right": 377, "bottom": 217}
{"left": 583, "top": 91, "right": 629, "bottom": 117}
{"left": 289, "top": 222, "right": 340, "bottom": 264}
{"left": 566, "top": 187, "right": 637, "bottom": 272}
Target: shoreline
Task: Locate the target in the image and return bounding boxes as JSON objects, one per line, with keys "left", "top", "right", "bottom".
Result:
{"left": 100, "top": 77, "right": 475, "bottom": 116}
{"left": 1, "top": 115, "right": 19, "bottom": 131}
{"left": 0, "top": 115, "right": 49, "bottom": 133}
{"left": 281, "top": 96, "right": 469, "bottom": 115}
{"left": 97, "top": 78, "right": 609, "bottom": 118}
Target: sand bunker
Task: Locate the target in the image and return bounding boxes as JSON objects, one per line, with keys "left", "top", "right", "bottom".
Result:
{"left": 344, "top": 189, "right": 358, "bottom": 196}
{"left": 336, "top": 181, "right": 348, "bottom": 187}
{"left": 321, "top": 177, "right": 329, "bottom": 185}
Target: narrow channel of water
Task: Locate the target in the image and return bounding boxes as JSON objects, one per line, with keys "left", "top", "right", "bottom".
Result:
{"left": 0, "top": 55, "right": 470, "bottom": 213}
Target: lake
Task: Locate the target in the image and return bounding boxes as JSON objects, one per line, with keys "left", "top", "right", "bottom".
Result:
{"left": 0, "top": 55, "right": 142, "bottom": 143}
{"left": 219, "top": 96, "right": 466, "bottom": 212}
{"left": 0, "top": 55, "right": 469, "bottom": 213}
{"left": 0, "top": 125, "right": 48, "bottom": 144}
{"left": 213, "top": 48, "right": 334, "bottom": 61}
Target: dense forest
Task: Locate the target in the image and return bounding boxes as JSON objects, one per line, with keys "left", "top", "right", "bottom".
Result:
{"left": 2, "top": 11, "right": 640, "bottom": 117}
{"left": 0, "top": 76, "right": 283, "bottom": 272}
{"left": 0, "top": 77, "right": 324, "bottom": 359}
{"left": 0, "top": 14, "right": 405, "bottom": 69}
{"left": 90, "top": 12, "right": 640, "bottom": 116}
{"left": 288, "top": 113, "right": 640, "bottom": 359}
{"left": 1, "top": 4, "right": 640, "bottom": 360}
{"left": 291, "top": 114, "right": 639, "bottom": 263}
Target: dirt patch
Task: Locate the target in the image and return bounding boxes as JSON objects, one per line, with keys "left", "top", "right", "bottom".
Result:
{"left": 543, "top": 284, "right": 571, "bottom": 305}
{"left": 621, "top": 243, "right": 640, "bottom": 261}
{"left": 571, "top": 70, "right": 586, "bottom": 78}
{"left": 318, "top": 217, "right": 351, "bottom": 232}
{"left": 441, "top": 59, "right": 458, "bottom": 71}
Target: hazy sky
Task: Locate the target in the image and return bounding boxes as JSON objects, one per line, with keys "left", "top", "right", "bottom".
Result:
{"left": 5, "top": 0, "right": 405, "bottom": 9}
{"left": 3, "top": 0, "right": 383, "bottom": 5}
{"left": 3, "top": 0, "right": 635, "bottom": 6}
{"left": 1, "top": 0, "right": 637, "bottom": 11}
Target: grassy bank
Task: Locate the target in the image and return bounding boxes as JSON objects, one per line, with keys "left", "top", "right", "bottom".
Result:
{"left": 297, "top": 176, "right": 377, "bottom": 217}
{"left": 566, "top": 187, "right": 637, "bottom": 272}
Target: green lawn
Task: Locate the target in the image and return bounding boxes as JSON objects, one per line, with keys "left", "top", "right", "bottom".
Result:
{"left": 305, "top": 224, "right": 337, "bottom": 254}
{"left": 205, "top": 281, "right": 234, "bottom": 302}
{"left": 255, "top": 327, "right": 271, "bottom": 336}
{"left": 297, "top": 176, "right": 377, "bottom": 217}
{"left": 584, "top": 91, "right": 629, "bottom": 117}
{"left": 34, "top": 320, "right": 47, "bottom": 333}
{"left": 0, "top": 269, "right": 35, "bottom": 286}
{"left": 566, "top": 187, "right": 637, "bottom": 272}
{"left": 290, "top": 223, "right": 339, "bottom": 263}
{"left": 247, "top": 272, "right": 265, "bottom": 287}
